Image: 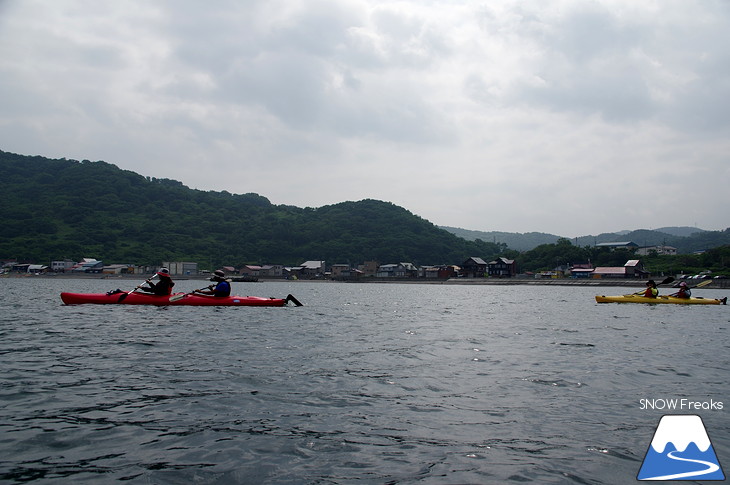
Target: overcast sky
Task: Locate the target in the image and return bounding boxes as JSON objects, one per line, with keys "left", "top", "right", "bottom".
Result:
{"left": 1, "top": 1, "right": 728, "bottom": 237}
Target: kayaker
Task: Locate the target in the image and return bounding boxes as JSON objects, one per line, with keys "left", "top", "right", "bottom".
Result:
{"left": 642, "top": 279, "right": 659, "bottom": 298}
{"left": 140, "top": 268, "right": 175, "bottom": 296}
{"left": 195, "top": 269, "right": 231, "bottom": 297}
{"left": 669, "top": 281, "right": 691, "bottom": 299}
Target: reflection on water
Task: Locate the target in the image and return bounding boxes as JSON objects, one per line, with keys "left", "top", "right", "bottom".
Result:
{"left": 0, "top": 278, "right": 728, "bottom": 483}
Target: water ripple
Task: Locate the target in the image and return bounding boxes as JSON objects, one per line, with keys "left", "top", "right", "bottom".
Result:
{"left": 0, "top": 279, "right": 728, "bottom": 483}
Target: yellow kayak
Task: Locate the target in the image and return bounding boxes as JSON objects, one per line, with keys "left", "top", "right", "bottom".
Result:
{"left": 595, "top": 295, "right": 727, "bottom": 305}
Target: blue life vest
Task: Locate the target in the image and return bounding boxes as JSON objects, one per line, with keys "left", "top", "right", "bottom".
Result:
{"left": 214, "top": 280, "right": 231, "bottom": 297}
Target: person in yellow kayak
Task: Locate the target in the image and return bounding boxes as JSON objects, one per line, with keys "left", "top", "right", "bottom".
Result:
{"left": 641, "top": 279, "right": 658, "bottom": 298}
{"left": 140, "top": 268, "right": 175, "bottom": 296}
{"left": 669, "top": 281, "right": 691, "bottom": 299}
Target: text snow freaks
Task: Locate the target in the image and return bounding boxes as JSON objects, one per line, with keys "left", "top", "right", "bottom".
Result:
{"left": 640, "top": 399, "right": 723, "bottom": 411}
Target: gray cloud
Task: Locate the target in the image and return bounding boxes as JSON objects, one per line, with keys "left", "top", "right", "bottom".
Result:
{"left": 0, "top": 0, "right": 728, "bottom": 237}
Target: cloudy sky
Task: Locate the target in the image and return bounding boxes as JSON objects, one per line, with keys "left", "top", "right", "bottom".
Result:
{"left": 1, "top": 1, "right": 728, "bottom": 237}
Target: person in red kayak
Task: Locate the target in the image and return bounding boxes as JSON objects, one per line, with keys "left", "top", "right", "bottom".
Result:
{"left": 195, "top": 269, "right": 231, "bottom": 297}
{"left": 140, "top": 268, "right": 175, "bottom": 296}
{"left": 642, "top": 279, "right": 658, "bottom": 298}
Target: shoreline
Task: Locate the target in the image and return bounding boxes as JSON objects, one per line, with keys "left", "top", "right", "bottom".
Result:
{"left": 3, "top": 273, "right": 728, "bottom": 290}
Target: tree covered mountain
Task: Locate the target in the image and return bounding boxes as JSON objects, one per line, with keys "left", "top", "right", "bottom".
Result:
{"left": 442, "top": 225, "right": 729, "bottom": 254}
{"left": 0, "top": 150, "right": 504, "bottom": 268}
{"left": 573, "top": 229, "right": 730, "bottom": 254}
{"left": 3, "top": 149, "right": 727, "bottom": 270}
{"left": 440, "top": 227, "right": 561, "bottom": 251}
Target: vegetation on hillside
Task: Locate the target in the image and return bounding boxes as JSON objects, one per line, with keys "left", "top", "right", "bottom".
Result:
{"left": 443, "top": 226, "right": 730, "bottom": 254}
{"left": 2, "top": 149, "right": 728, "bottom": 276}
{"left": 0, "top": 150, "right": 504, "bottom": 268}
{"left": 440, "top": 227, "right": 560, "bottom": 251}
{"left": 507, "top": 238, "right": 730, "bottom": 276}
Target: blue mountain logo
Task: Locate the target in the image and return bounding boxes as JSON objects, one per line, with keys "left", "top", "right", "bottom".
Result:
{"left": 638, "top": 415, "right": 725, "bottom": 481}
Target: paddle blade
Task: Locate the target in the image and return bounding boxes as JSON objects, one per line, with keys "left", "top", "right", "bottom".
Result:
{"left": 169, "top": 293, "right": 187, "bottom": 302}
{"left": 695, "top": 279, "right": 713, "bottom": 288}
{"left": 119, "top": 278, "right": 151, "bottom": 302}
{"left": 659, "top": 276, "right": 674, "bottom": 286}
{"left": 285, "top": 294, "right": 303, "bottom": 306}
{"left": 118, "top": 288, "right": 141, "bottom": 302}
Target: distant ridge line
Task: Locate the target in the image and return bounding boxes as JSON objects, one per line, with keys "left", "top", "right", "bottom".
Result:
{"left": 440, "top": 226, "right": 724, "bottom": 253}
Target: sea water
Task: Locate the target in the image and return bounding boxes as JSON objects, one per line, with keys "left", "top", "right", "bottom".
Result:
{"left": 0, "top": 278, "right": 727, "bottom": 484}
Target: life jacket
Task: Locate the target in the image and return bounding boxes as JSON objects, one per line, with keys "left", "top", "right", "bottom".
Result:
{"left": 152, "top": 278, "right": 175, "bottom": 295}
{"left": 213, "top": 280, "right": 231, "bottom": 297}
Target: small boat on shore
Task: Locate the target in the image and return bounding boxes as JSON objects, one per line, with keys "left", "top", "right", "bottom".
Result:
{"left": 61, "top": 291, "right": 302, "bottom": 307}
{"left": 595, "top": 294, "right": 727, "bottom": 305}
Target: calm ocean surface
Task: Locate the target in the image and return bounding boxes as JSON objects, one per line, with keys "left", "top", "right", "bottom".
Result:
{"left": 0, "top": 277, "right": 727, "bottom": 484}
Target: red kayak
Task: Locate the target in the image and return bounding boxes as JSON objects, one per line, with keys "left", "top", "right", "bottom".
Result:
{"left": 60, "top": 291, "right": 302, "bottom": 307}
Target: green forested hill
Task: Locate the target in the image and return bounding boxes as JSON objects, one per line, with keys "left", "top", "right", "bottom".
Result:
{"left": 575, "top": 229, "right": 730, "bottom": 254}
{"left": 0, "top": 150, "right": 503, "bottom": 267}
{"left": 443, "top": 224, "right": 730, "bottom": 254}
{"left": 440, "top": 227, "right": 560, "bottom": 251}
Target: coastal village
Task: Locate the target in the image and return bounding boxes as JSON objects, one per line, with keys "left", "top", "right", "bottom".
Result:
{"left": 2, "top": 242, "right": 677, "bottom": 281}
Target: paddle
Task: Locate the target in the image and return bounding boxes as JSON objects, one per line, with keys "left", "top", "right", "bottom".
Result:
{"left": 285, "top": 294, "right": 303, "bottom": 306}
{"left": 118, "top": 275, "right": 156, "bottom": 303}
{"left": 169, "top": 284, "right": 214, "bottom": 302}
{"left": 632, "top": 276, "right": 674, "bottom": 295}
{"left": 669, "top": 278, "right": 713, "bottom": 297}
